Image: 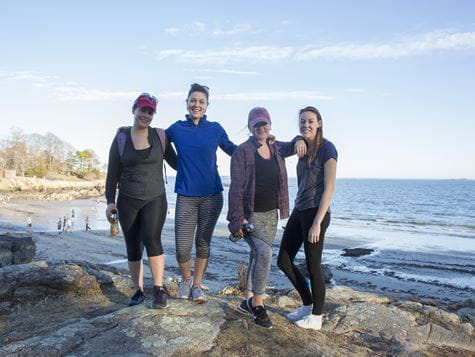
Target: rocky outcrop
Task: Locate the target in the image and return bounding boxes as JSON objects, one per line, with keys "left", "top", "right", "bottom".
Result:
{"left": 0, "top": 261, "right": 473, "bottom": 356}
{"left": 0, "top": 233, "right": 35, "bottom": 267}
{"left": 0, "top": 177, "right": 104, "bottom": 200}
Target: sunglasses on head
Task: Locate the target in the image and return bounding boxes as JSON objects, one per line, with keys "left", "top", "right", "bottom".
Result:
{"left": 139, "top": 92, "right": 158, "bottom": 103}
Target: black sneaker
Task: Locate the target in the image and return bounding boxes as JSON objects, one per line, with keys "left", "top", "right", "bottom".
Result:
{"left": 237, "top": 298, "right": 252, "bottom": 314}
{"left": 250, "top": 304, "right": 273, "bottom": 329}
{"left": 152, "top": 285, "right": 168, "bottom": 309}
{"left": 128, "top": 289, "right": 145, "bottom": 307}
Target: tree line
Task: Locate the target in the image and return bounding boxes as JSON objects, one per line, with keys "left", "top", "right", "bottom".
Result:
{"left": 0, "top": 127, "right": 102, "bottom": 179}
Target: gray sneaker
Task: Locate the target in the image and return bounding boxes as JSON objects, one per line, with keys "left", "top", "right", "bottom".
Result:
{"left": 177, "top": 278, "right": 191, "bottom": 299}
{"left": 191, "top": 286, "right": 207, "bottom": 303}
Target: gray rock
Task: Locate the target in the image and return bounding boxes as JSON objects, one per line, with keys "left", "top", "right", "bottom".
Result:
{"left": 457, "top": 307, "right": 475, "bottom": 324}
{"left": 0, "top": 233, "right": 36, "bottom": 267}
{"left": 341, "top": 248, "right": 374, "bottom": 257}
{"left": 0, "top": 261, "right": 102, "bottom": 302}
{"left": 277, "top": 295, "right": 296, "bottom": 308}
{"left": 0, "top": 298, "right": 226, "bottom": 356}
{"left": 325, "top": 295, "right": 474, "bottom": 353}
{"left": 1, "top": 261, "right": 473, "bottom": 356}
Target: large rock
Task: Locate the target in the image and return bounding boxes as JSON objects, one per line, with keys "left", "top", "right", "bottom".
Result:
{"left": 0, "top": 299, "right": 226, "bottom": 356}
{"left": 0, "top": 233, "right": 36, "bottom": 267}
{"left": 341, "top": 248, "right": 374, "bottom": 257}
{"left": 0, "top": 261, "right": 473, "bottom": 356}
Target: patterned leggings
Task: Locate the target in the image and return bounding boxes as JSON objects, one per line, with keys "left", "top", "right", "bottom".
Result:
{"left": 175, "top": 193, "right": 223, "bottom": 263}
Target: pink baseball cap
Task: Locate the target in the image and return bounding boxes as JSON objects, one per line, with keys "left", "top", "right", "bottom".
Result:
{"left": 248, "top": 107, "right": 271, "bottom": 128}
{"left": 134, "top": 93, "right": 158, "bottom": 113}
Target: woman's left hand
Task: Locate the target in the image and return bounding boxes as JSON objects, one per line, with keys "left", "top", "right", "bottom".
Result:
{"left": 295, "top": 140, "right": 307, "bottom": 158}
{"left": 307, "top": 222, "right": 321, "bottom": 243}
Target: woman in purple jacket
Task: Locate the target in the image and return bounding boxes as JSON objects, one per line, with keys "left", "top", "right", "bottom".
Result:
{"left": 227, "top": 107, "right": 305, "bottom": 328}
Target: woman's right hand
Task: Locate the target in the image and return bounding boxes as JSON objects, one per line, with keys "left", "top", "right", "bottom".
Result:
{"left": 106, "top": 203, "right": 117, "bottom": 223}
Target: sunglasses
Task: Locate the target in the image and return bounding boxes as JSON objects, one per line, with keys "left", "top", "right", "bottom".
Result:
{"left": 139, "top": 92, "right": 158, "bottom": 103}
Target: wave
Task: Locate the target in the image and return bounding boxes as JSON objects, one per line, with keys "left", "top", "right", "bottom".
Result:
{"left": 336, "top": 263, "right": 475, "bottom": 290}
{"left": 332, "top": 216, "right": 475, "bottom": 237}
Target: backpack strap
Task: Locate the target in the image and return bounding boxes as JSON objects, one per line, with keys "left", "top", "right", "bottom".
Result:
{"left": 116, "top": 126, "right": 167, "bottom": 159}
{"left": 116, "top": 126, "right": 130, "bottom": 159}
{"left": 155, "top": 128, "right": 167, "bottom": 153}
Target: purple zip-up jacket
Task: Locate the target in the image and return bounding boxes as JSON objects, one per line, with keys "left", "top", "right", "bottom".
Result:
{"left": 227, "top": 136, "right": 299, "bottom": 234}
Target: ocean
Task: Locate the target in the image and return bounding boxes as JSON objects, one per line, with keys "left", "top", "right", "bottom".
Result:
{"left": 1, "top": 178, "right": 474, "bottom": 303}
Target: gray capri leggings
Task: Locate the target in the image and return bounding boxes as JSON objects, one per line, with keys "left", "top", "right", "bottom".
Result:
{"left": 244, "top": 209, "right": 278, "bottom": 295}
{"left": 175, "top": 193, "right": 223, "bottom": 263}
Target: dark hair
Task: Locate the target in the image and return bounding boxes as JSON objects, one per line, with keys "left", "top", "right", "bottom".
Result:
{"left": 187, "top": 83, "right": 209, "bottom": 102}
{"left": 299, "top": 106, "right": 323, "bottom": 166}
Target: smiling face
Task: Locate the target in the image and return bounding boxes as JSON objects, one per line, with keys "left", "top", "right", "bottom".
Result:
{"left": 187, "top": 91, "right": 208, "bottom": 121}
{"left": 133, "top": 107, "right": 154, "bottom": 129}
{"left": 250, "top": 122, "right": 271, "bottom": 142}
{"left": 299, "top": 110, "right": 321, "bottom": 141}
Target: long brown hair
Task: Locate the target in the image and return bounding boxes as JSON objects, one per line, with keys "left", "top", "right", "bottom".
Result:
{"left": 299, "top": 106, "right": 323, "bottom": 166}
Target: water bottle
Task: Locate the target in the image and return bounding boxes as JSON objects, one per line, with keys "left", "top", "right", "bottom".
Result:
{"left": 229, "top": 223, "right": 255, "bottom": 242}
{"left": 110, "top": 209, "right": 119, "bottom": 236}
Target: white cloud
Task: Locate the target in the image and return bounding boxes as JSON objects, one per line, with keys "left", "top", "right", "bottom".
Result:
{"left": 212, "top": 24, "right": 260, "bottom": 36}
{"left": 183, "top": 68, "right": 260, "bottom": 75}
{"left": 156, "top": 46, "right": 294, "bottom": 64}
{"left": 345, "top": 88, "right": 365, "bottom": 93}
{"left": 203, "top": 69, "right": 260, "bottom": 75}
{"left": 157, "top": 29, "right": 475, "bottom": 64}
{"left": 215, "top": 91, "right": 334, "bottom": 101}
{"left": 164, "top": 22, "right": 260, "bottom": 37}
{"left": 0, "top": 71, "right": 333, "bottom": 102}
{"left": 186, "top": 21, "right": 206, "bottom": 32}
{"left": 164, "top": 27, "right": 180, "bottom": 35}
{"left": 295, "top": 29, "right": 475, "bottom": 60}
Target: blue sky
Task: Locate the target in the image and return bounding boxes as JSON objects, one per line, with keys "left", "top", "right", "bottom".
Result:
{"left": 1, "top": 0, "right": 474, "bottom": 179}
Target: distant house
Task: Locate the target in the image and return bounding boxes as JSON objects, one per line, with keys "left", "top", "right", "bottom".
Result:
{"left": 1, "top": 170, "right": 16, "bottom": 178}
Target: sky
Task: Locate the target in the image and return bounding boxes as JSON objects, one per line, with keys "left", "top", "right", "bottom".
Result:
{"left": 0, "top": 0, "right": 474, "bottom": 179}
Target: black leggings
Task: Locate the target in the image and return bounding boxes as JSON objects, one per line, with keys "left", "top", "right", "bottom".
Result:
{"left": 277, "top": 208, "right": 330, "bottom": 315}
{"left": 117, "top": 194, "right": 167, "bottom": 261}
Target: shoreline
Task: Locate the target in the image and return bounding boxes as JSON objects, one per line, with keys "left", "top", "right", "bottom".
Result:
{"left": 2, "top": 219, "right": 473, "bottom": 308}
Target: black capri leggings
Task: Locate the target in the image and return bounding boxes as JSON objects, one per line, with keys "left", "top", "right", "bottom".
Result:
{"left": 277, "top": 208, "right": 330, "bottom": 315}
{"left": 117, "top": 194, "right": 167, "bottom": 261}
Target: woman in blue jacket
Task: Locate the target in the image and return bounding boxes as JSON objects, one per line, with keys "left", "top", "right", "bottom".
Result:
{"left": 166, "top": 83, "right": 236, "bottom": 303}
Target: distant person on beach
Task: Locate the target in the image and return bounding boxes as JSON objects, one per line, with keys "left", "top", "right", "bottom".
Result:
{"left": 65, "top": 217, "right": 71, "bottom": 232}
{"left": 57, "top": 218, "right": 62, "bottom": 234}
{"left": 71, "top": 209, "right": 75, "bottom": 230}
{"left": 227, "top": 107, "right": 306, "bottom": 328}
{"left": 166, "top": 83, "right": 237, "bottom": 303}
{"left": 26, "top": 216, "right": 32, "bottom": 228}
{"left": 105, "top": 92, "right": 177, "bottom": 309}
{"left": 85, "top": 216, "right": 91, "bottom": 231}
{"left": 62, "top": 216, "right": 67, "bottom": 232}
{"left": 277, "top": 106, "right": 337, "bottom": 330}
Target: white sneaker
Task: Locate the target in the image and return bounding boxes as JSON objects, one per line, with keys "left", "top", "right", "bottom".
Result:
{"left": 295, "top": 314, "right": 323, "bottom": 330}
{"left": 286, "top": 304, "right": 312, "bottom": 321}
